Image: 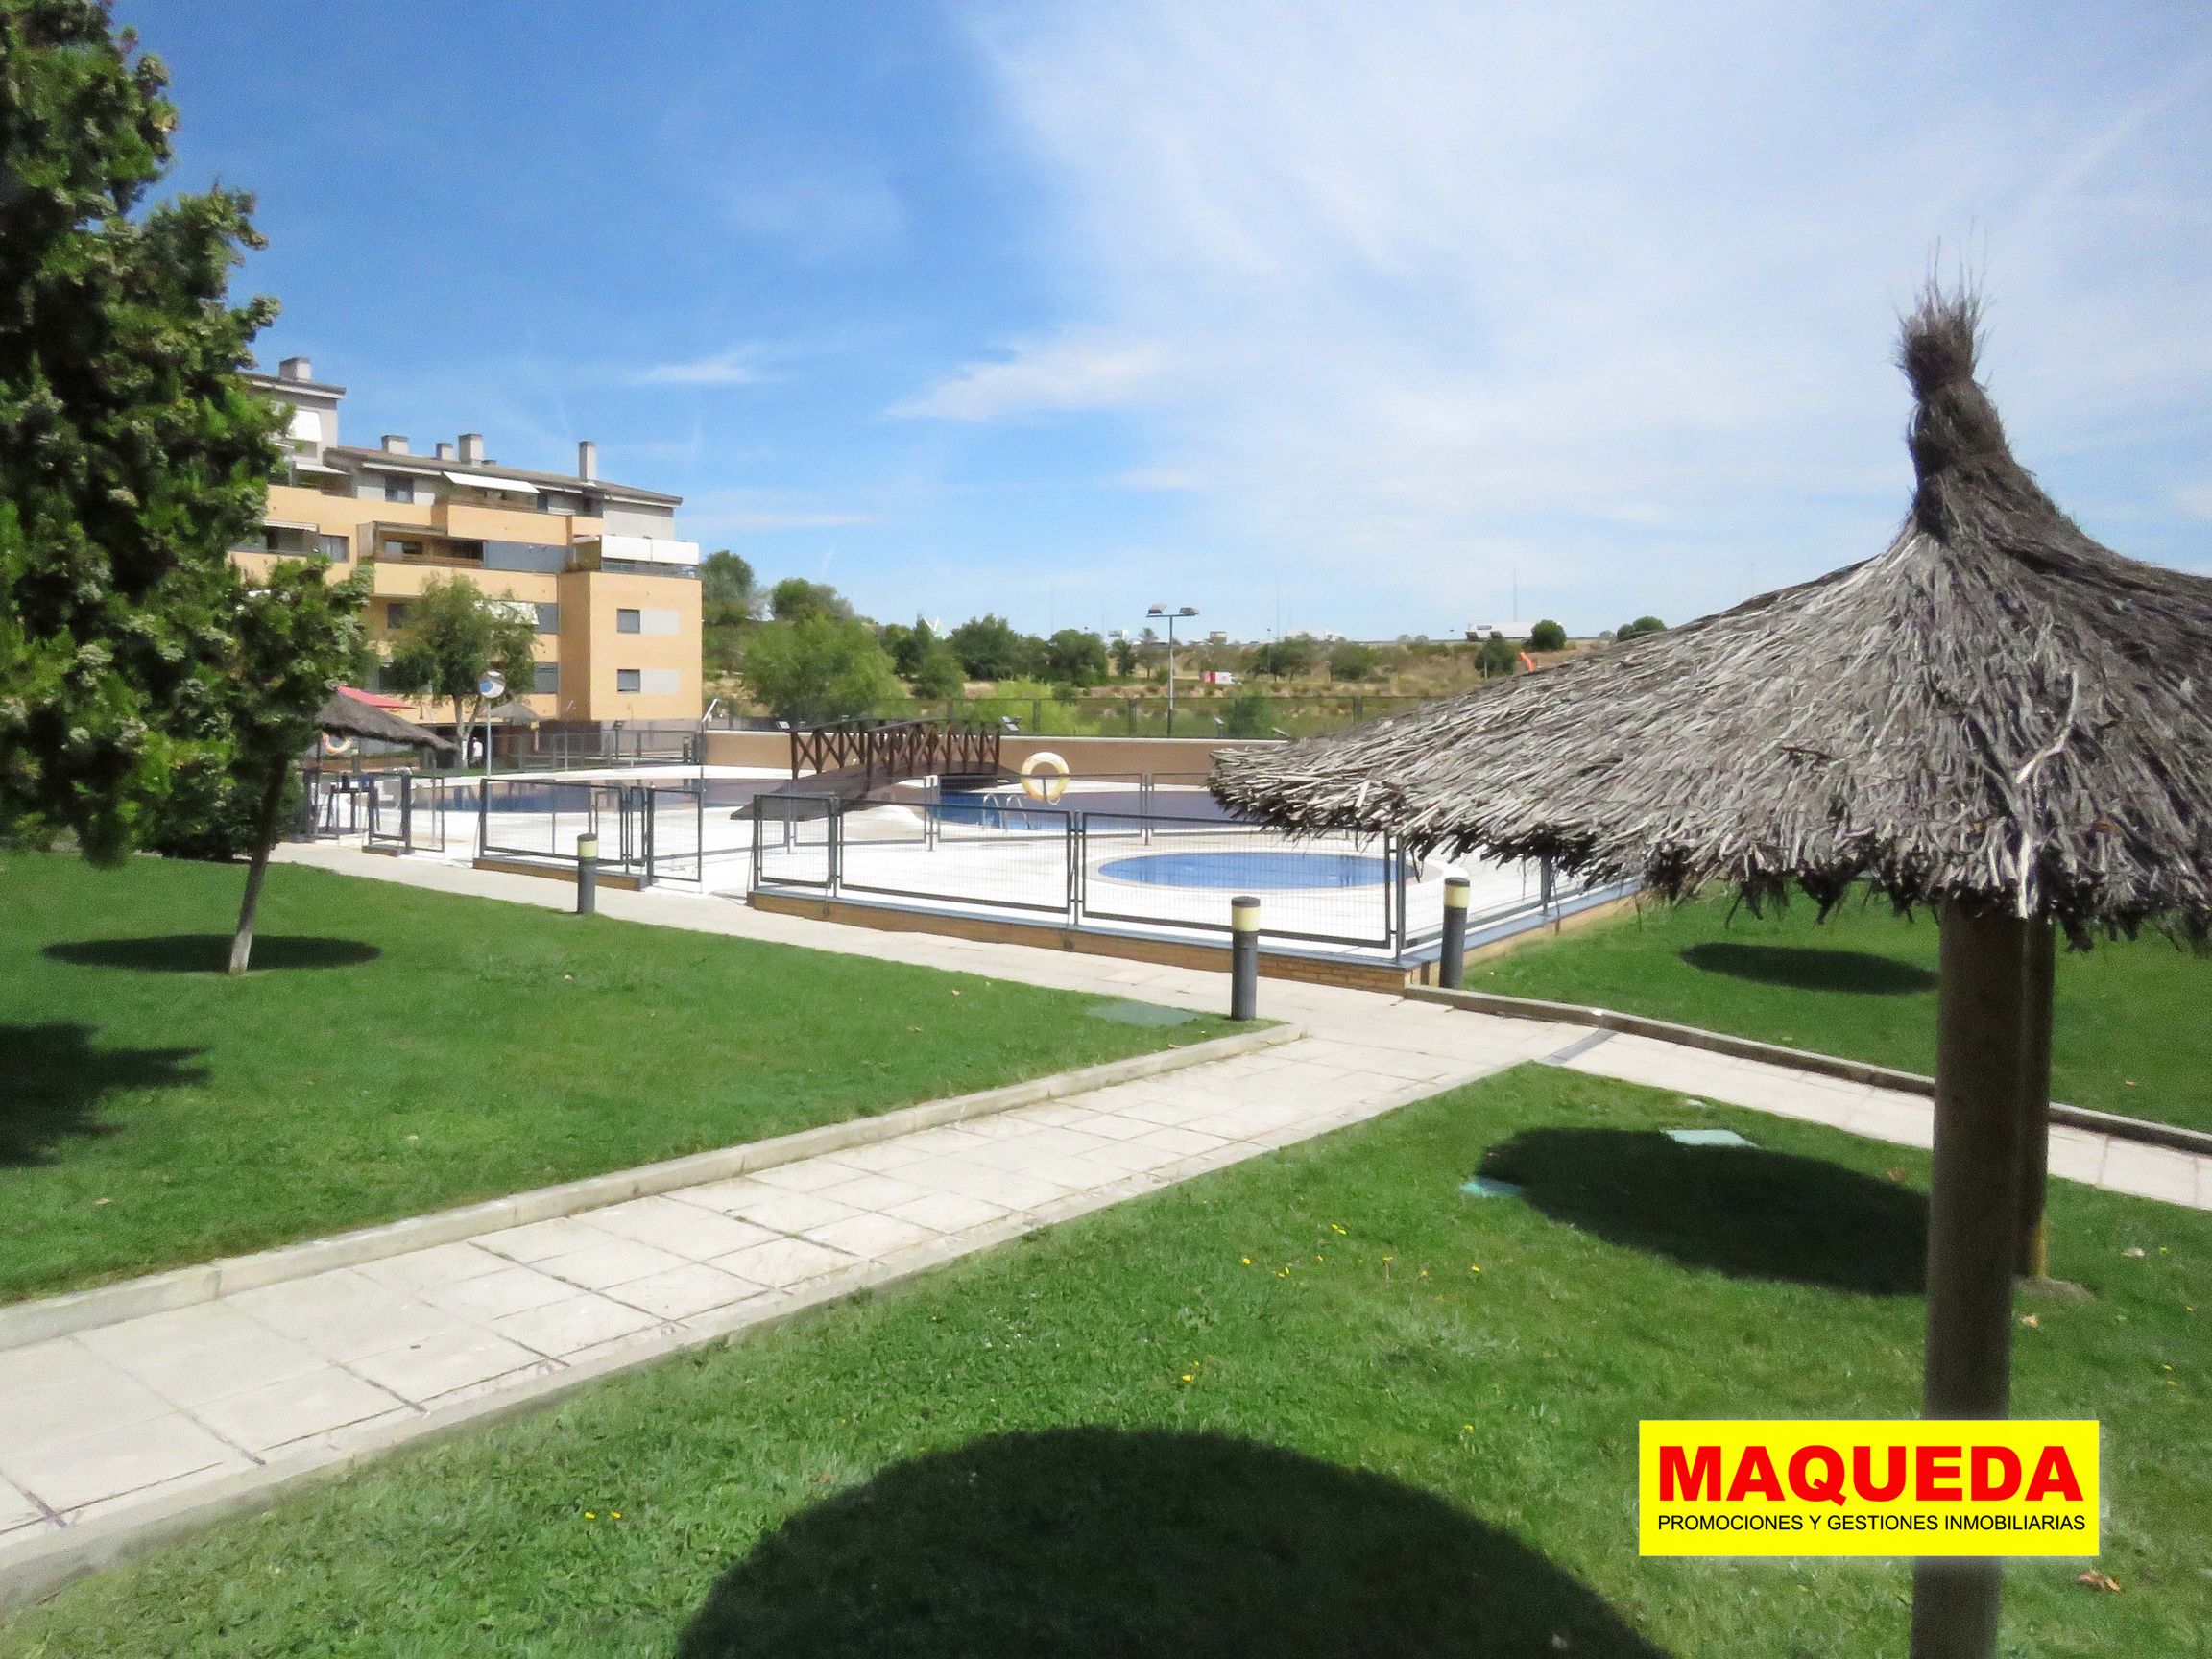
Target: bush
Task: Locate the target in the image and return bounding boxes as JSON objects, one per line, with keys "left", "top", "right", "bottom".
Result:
{"left": 1527, "top": 619, "right": 1567, "bottom": 652}
{"left": 145, "top": 755, "right": 302, "bottom": 861}
{"left": 1616, "top": 615, "right": 1667, "bottom": 641}
{"left": 1328, "top": 642, "right": 1382, "bottom": 683}
{"left": 1219, "top": 685, "right": 1275, "bottom": 736}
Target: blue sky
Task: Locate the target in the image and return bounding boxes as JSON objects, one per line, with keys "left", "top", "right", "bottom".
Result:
{"left": 134, "top": 1, "right": 2211, "bottom": 639}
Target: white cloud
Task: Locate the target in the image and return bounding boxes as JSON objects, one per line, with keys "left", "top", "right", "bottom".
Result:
{"left": 892, "top": 334, "right": 1169, "bottom": 421}
{"left": 635, "top": 349, "right": 763, "bottom": 387}
{"left": 937, "top": 0, "right": 2212, "bottom": 627}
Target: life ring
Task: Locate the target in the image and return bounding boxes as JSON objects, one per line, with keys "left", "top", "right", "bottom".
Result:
{"left": 320, "top": 733, "right": 357, "bottom": 757}
{"left": 1019, "top": 750, "right": 1070, "bottom": 804}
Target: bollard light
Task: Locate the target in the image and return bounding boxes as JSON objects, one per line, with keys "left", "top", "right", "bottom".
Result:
{"left": 1439, "top": 875, "right": 1472, "bottom": 989}
{"left": 1229, "top": 894, "right": 1261, "bottom": 1022}
{"left": 576, "top": 832, "right": 599, "bottom": 916}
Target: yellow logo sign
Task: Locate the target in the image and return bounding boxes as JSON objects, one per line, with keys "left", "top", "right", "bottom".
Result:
{"left": 1639, "top": 1421, "right": 2099, "bottom": 1556}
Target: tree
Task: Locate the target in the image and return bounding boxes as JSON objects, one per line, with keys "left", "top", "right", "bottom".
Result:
{"left": 948, "top": 613, "right": 1023, "bottom": 681}
{"left": 768, "top": 577, "right": 854, "bottom": 624}
{"left": 213, "top": 563, "right": 368, "bottom": 972}
{"left": 1527, "top": 619, "right": 1567, "bottom": 652}
{"left": 380, "top": 576, "right": 538, "bottom": 750}
{"left": 1616, "top": 615, "right": 1667, "bottom": 641}
{"left": 1477, "top": 634, "right": 1521, "bottom": 676}
{"left": 910, "top": 637, "right": 965, "bottom": 701}
{"left": 700, "top": 550, "right": 760, "bottom": 619}
{"left": 0, "top": 0, "right": 284, "bottom": 863}
{"left": 1249, "top": 637, "right": 1317, "bottom": 680}
{"left": 881, "top": 617, "right": 941, "bottom": 679}
{"left": 740, "top": 615, "right": 900, "bottom": 725}
{"left": 1042, "top": 629, "right": 1109, "bottom": 688}
{"left": 1328, "top": 642, "right": 1382, "bottom": 683}
{"left": 1109, "top": 637, "right": 1139, "bottom": 679}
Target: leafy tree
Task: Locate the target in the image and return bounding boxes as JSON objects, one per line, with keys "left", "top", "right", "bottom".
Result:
{"left": 948, "top": 613, "right": 1023, "bottom": 681}
{"left": 1042, "top": 628, "right": 1109, "bottom": 687}
{"left": 1248, "top": 637, "right": 1317, "bottom": 680}
{"left": 1527, "top": 619, "right": 1567, "bottom": 652}
{"left": 768, "top": 576, "right": 854, "bottom": 624}
{"left": 0, "top": 0, "right": 284, "bottom": 862}
{"left": 910, "top": 637, "right": 965, "bottom": 701}
{"left": 380, "top": 576, "right": 538, "bottom": 747}
{"left": 740, "top": 615, "right": 900, "bottom": 725}
{"left": 1477, "top": 634, "right": 1521, "bottom": 676}
{"left": 700, "top": 550, "right": 760, "bottom": 619}
{"left": 1328, "top": 642, "right": 1382, "bottom": 683}
{"left": 1109, "top": 637, "right": 1139, "bottom": 679}
{"left": 880, "top": 617, "right": 943, "bottom": 680}
{"left": 1616, "top": 615, "right": 1667, "bottom": 641}
{"left": 213, "top": 563, "right": 368, "bottom": 972}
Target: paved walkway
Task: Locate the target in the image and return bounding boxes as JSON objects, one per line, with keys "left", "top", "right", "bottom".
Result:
{"left": 3, "top": 844, "right": 2204, "bottom": 1573}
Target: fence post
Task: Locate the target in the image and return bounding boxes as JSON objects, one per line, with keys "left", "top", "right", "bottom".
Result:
{"left": 576, "top": 832, "right": 598, "bottom": 915}
{"left": 1230, "top": 896, "right": 1261, "bottom": 1022}
{"left": 398, "top": 768, "right": 414, "bottom": 852}
{"left": 1440, "top": 875, "right": 1471, "bottom": 988}
{"left": 476, "top": 773, "right": 489, "bottom": 859}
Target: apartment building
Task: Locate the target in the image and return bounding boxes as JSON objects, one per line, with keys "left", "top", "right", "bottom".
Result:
{"left": 229, "top": 357, "right": 702, "bottom": 732}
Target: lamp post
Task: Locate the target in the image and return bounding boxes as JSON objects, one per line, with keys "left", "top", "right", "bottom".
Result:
{"left": 1146, "top": 604, "right": 1198, "bottom": 737}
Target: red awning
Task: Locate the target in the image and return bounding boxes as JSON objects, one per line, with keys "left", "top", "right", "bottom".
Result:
{"left": 336, "top": 685, "right": 414, "bottom": 710}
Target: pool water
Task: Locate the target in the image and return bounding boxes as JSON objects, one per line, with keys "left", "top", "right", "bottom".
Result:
{"left": 1095, "top": 851, "right": 1392, "bottom": 890}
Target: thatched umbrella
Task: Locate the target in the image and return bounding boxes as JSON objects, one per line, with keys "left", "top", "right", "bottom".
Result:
{"left": 1214, "top": 291, "right": 2212, "bottom": 1657}
{"left": 314, "top": 688, "right": 454, "bottom": 753}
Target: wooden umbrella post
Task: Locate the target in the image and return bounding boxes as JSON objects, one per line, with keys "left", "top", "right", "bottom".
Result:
{"left": 1910, "top": 904, "right": 2033, "bottom": 1659}
{"left": 2013, "top": 922, "right": 2057, "bottom": 1280}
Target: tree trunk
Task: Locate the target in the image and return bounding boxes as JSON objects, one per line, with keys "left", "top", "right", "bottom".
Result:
{"left": 228, "top": 756, "right": 293, "bottom": 975}
{"left": 1909, "top": 904, "right": 2033, "bottom": 1659}
{"left": 2014, "top": 922, "right": 2057, "bottom": 1279}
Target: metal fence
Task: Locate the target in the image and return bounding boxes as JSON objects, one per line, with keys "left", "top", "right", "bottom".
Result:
{"left": 749, "top": 786, "right": 1567, "bottom": 958}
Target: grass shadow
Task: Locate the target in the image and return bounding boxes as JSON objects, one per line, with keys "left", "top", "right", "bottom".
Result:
{"left": 679, "top": 1427, "right": 1669, "bottom": 1659}
{"left": 1479, "top": 1127, "right": 1926, "bottom": 1296}
{"left": 42, "top": 935, "right": 380, "bottom": 974}
{"left": 1, "top": 1022, "right": 208, "bottom": 1166}
{"left": 1680, "top": 941, "right": 1935, "bottom": 996}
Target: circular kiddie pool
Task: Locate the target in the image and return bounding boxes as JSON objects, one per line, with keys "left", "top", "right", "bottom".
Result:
{"left": 1094, "top": 850, "right": 1393, "bottom": 890}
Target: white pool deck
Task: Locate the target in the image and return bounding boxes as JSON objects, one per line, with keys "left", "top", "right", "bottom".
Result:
{"left": 0, "top": 842, "right": 2203, "bottom": 1591}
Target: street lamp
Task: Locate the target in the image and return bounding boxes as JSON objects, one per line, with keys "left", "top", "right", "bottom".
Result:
{"left": 1145, "top": 604, "right": 1199, "bottom": 737}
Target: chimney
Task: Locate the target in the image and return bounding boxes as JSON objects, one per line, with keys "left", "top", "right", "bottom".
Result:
{"left": 458, "top": 433, "right": 485, "bottom": 465}
{"left": 278, "top": 355, "right": 312, "bottom": 382}
{"left": 380, "top": 434, "right": 409, "bottom": 454}
{"left": 435, "top": 441, "right": 455, "bottom": 460}
{"left": 577, "top": 439, "right": 597, "bottom": 482}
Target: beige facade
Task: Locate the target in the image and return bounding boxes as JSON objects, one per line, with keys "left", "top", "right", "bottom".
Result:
{"left": 230, "top": 360, "right": 702, "bottom": 729}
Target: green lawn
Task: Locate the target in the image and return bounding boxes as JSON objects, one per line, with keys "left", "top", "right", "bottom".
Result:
{"left": 1479, "top": 893, "right": 2212, "bottom": 1134}
{"left": 7, "top": 1068, "right": 2201, "bottom": 1657}
{"left": 0, "top": 853, "right": 1230, "bottom": 1302}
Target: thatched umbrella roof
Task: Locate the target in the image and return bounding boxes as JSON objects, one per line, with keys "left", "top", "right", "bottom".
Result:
{"left": 1214, "top": 293, "right": 2212, "bottom": 945}
{"left": 485, "top": 699, "right": 541, "bottom": 725}
{"left": 314, "top": 688, "right": 453, "bottom": 752}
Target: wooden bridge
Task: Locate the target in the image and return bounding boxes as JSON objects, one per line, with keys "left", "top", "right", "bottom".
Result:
{"left": 770, "top": 719, "right": 1005, "bottom": 803}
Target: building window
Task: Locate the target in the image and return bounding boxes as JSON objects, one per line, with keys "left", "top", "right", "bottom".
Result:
{"left": 615, "top": 668, "right": 641, "bottom": 694}
{"left": 318, "top": 533, "right": 349, "bottom": 563}
{"left": 383, "top": 475, "right": 415, "bottom": 504}
{"left": 534, "top": 602, "right": 560, "bottom": 633}
{"left": 538, "top": 492, "right": 577, "bottom": 515}
{"left": 385, "top": 600, "right": 411, "bottom": 630}
{"left": 381, "top": 539, "right": 424, "bottom": 559}
{"left": 533, "top": 662, "right": 559, "bottom": 694}
{"left": 615, "top": 608, "right": 641, "bottom": 634}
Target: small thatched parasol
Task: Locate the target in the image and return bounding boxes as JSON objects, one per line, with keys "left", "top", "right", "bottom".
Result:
{"left": 484, "top": 699, "right": 541, "bottom": 725}
{"left": 1214, "top": 290, "right": 2212, "bottom": 1658}
{"left": 314, "top": 688, "right": 453, "bottom": 753}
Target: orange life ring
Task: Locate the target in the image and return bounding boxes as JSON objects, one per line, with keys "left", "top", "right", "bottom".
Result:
{"left": 1019, "top": 751, "right": 1070, "bottom": 804}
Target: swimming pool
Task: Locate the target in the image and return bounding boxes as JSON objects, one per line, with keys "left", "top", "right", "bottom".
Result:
{"left": 1094, "top": 851, "right": 1393, "bottom": 890}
